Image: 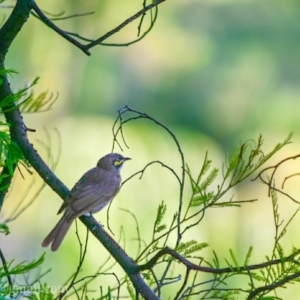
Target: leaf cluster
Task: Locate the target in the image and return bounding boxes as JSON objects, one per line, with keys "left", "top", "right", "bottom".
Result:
{"left": 186, "top": 134, "right": 292, "bottom": 212}
{"left": 0, "top": 254, "right": 51, "bottom": 300}
{"left": 0, "top": 69, "right": 298, "bottom": 299}
{"left": 107, "top": 107, "right": 300, "bottom": 299}
{"left": 0, "top": 69, "right": 58, "bottom": 209}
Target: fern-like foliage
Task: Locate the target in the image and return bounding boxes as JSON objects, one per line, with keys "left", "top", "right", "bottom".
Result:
{"left": 0, "top": 68, "right": 56, "bottom": 114}
{"left": 20, "top": 90, "right": 57, "bottom": 113}
{"left": 0, "top": 254, "right": 46, "bottom": 299}
{"left": 185, "top": 134, "right": 292, "bottom": 216}
{"left": 109, "top": 106, "right": 300, "bottom": 299}
{"left": 176, "top": 240, "right": 209, "bottom": 257}
{"left": 223, "top": 133, "right": 292, "bottom": 186}
{"left": 27, "top": 283, "right": 55, "bottom": 300}
{"left": 153, "top": 200, "right": 167, "bottom": 237}
{"left": 0, "top": 223, "right": 9, "bottom": 235}
{"left": 0, "top": 69, "right": 58, "bottom": 212}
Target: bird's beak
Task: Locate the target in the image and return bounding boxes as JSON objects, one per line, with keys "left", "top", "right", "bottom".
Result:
{"left": 123, "top": 157, "right": 131, "bottom": 162}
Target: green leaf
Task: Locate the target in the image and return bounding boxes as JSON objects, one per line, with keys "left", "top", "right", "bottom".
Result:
{"left": 250, "top": 272, "right": 265, "bottom": 282}
{"left": 176, "top": 240, "right": 197, "bottom": 253}
{"left": 244, "top": 246, "right": 253, "bottom": 266}
{"left": 125, "top": 276, "right": 135, "bottom": 300}
{"left": 0, "top": 224, "right": 10, "bottom": 235}
{"left": 0, "top": 68, "right": 18, "bottom": 77}
{"left": 20, "top": 91, "right": 57, "bottom": 113}
{"left": 212, "top": 250, "right": 220, "bottom": 268}
{"left": 196, "top": 151, "right": 212, "bottom": 185}
{"left": 155, "top": 224, "right": 167, "bottom": 233}
{"left": 153, "top": 200, "right": 166, "bottom": 234}
{"left": 199, "top": 168, "right": 218, "bottom": 192}
{"left": 190, "top": 191, "right": 214, "bottom": 207}
{"left": 26, "top": 283, "right": 55, "bottom": 300}
{"left": 0, "top": 254, "right": 45, "bottom": 278}
{"left": 222, "top": 134, "right": 293, "bottom": 187}
{"left": 259, "top": 297, "right": 282, "bottom": 300}
{"left": 183, "top": 242, "right": 209, "bottom": 256}
{"left": 0, "top": 77, "right": 40, "bottom": 111}
{"left": 229, "top": 249, "right": 240, "bottom": 270}
{"left": 176, "top": 240, "right": 208, "bottom": 257}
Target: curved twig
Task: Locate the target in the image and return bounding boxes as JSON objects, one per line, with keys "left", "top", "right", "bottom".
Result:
{"left": 255, "top": 153, "right": 300, "bottom": 204}
{"left": 122, "top": 160, "right": 181, "bottom": 186}
{"left": 248, "top": 270, "right": 300, "bottom": 299}
{"left": 138, "top": 246, "right": 300, "bottom": 279}
{"left": 0, "top": 248, "right": 13, "bottom": 297}
{"left": 112, "top": 106, "right": 185, "bottom": 244}
{"left": 85, "top": 1, "right": 165, "bottom": 49}
{"left": 31, "top": 0, "right": 164, "bottom": 54}
{"left": 31, "top": 1, "right": 91, "bottom": 56}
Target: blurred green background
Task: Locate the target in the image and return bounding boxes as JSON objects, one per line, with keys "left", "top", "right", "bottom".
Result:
{"left": 1, "top": 0, "right": 300, "bottom": 298}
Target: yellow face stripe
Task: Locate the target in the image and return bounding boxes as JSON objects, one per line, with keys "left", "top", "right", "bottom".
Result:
{"left": 114, "top": 159, "right": 124, "bottom": 166}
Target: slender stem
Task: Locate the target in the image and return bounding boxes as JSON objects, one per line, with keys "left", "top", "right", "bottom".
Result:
{"left": 0, "top": 0, "right": 33, "bottom": 60}
{"left": 0, "top": 2, "right": 159, "bottom": 298}
{"left": 31, "top": 1, "right": 91, "bottom": 56}
{"left": 0, "top": 0, "right": 33, "bottom": 210}
{"left": 0, "top": 248, "right": 13, "bottom": 297}
{"left": 85, "top": 0, "right": 165, "bottom": 49}
{"left": 0, "top": 165, "right": 16, "bottom": 212}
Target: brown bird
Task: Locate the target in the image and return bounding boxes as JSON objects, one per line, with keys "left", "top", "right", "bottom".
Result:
{"left": 42, "top": 153, "right": 131, "bottom": 251}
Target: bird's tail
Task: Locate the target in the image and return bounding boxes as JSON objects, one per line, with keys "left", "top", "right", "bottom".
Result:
{"left": 42, "top": 214, "right": 73, "bottom": 251}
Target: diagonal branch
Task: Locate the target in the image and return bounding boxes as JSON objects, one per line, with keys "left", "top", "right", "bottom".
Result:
{"left": 0, "top": 4, "right": 158, "bottom": 297}
{"left": 0, "top": 0, "right": 32, "bottom": 60}
{"left": 30, "top": 0, "right": 165, "bottom": 53}
{"left": 85, "top": 0, "right": 165, "bottom": 49}
{"left": 2, "top": 103, "right": 159, "bottom": 300}
{"left": 138, "top": 246, "right": 300, "bottom": 275}
{"left": 247, "top": 270, "right": 300, "bottom": 299}
{"left": 30, "top": 1, "right": 91, "bottom": 56}
{"left": 0, "top": 0, "right": 33, "bottom": 210}
{"left": 0, "top": 165, "right": 16, "bottom": 212}
{"left": 0, "top": 248, "right": 13, "bottom": 296}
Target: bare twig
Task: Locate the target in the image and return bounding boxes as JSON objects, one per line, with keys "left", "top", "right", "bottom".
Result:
{"left": 255, "top": 153, "right": 300, "bottom": 204}
{"left": 30, "top": 1, "right": 91, "bottom": 55}
{"left": 248, "top": 270, "right": 300, "bottom": 300}
{"left": 57, "top": 220, "right": 89, "bottom": 299}
{"left": 4, "top": 128, "right": 62, "bottom": 222}
{"left": 31, "top": 0, "right": 164, "bottom": 54}
{"left": 122, "top": 160, "right": 181, "bottom": 186}
{"left": 48, "top": 12, "right": 94, "bottom": 21}
{"left": 0, "top": 248, "right": 13, "bottom": 297}
{"left": 175, "top": 268, "right": 190, "bottom": 300}
{"left": 0, "top": 0, "right": 34, "bottom": 210}
{"left": 112, "top": 106, "right": 185, "bottom": 246}
{"left": 283, "top": 172, "right": 300, "bottom": 188}
{"left": 138, "top": 246, "right": 300, "bottom": 275}
{"left": 85, "top": 0, "right": 165, "bottom": 49}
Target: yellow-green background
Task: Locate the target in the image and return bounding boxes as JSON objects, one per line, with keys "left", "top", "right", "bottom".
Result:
{"left": 1, "top": 0, "right": 300, "bottom": 298}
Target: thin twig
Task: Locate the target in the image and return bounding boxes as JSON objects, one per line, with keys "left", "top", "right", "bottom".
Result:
{"left": 31, "top": 1, "right": 91, "bottom": 55}
{"left": 175, "top": 268, "right": 190, "bottom": 300}
{"left": 248, "top": 270, "right": 300, "bottom": 299}
{"left": 0, "top": 248, "right": 13, "bottom": 297}
{"left": 85, "top": 0, "right": 165, "bottom": 49}
{"left": 138, "top": 246, "right": 300, "bottom": 275}
{"left": 49, "top": 12, "right": 94, "bottom": 21}
{"left": 122, "top": 160, "right": 181, "bottom": 186}
{"left": 57, "top": 220, "right": 89, "bottom": 299}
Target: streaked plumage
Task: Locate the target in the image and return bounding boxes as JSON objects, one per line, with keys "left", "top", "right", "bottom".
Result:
{"left": 42, "top": 153, "right": 130, "bottom": 251}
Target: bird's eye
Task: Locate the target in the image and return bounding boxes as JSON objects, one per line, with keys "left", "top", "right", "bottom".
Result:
{"left": 114, "top": 159, "right": 123, "bottom": 166}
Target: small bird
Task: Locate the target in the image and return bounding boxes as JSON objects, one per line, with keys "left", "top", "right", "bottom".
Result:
{"left": 42, "top": 153, "right": 131, "bottom": 251}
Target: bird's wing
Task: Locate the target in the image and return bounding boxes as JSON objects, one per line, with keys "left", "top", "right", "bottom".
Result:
{"left": 58, "top": 168, "right": 121, "bottom": 216}
{"left": 70, "top": 183, "right": 119, "bottom": 214}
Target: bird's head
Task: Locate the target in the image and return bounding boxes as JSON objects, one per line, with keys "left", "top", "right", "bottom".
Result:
{"left": 97, "top": 153, "right": 131, "bottom": 171}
